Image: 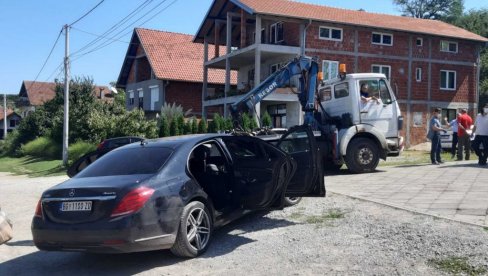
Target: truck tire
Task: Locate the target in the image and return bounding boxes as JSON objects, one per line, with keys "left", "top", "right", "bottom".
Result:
{"left": 345, "top": 138, "right": 379, "bottom": 174}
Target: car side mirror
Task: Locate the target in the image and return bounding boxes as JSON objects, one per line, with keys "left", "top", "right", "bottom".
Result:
{"left": 206, "top": 164, "right": 220, "bottom": 175}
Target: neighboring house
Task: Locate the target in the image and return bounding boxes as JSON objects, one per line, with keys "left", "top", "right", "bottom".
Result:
{"left": 116, "top": 28, "right": 236, "bottom": 118}
{"left": 194, "top": 0, "right": 488, "bottom": 146}
{"left": 0, "top": 108, "right": 21, "bottom": 139}
{"left": 17, "top": 80, "right": 113, "bottom": 118}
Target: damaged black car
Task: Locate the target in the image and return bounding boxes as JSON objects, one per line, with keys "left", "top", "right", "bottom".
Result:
{"left": 31, "top": 125, "right": 325, "bottom": 257}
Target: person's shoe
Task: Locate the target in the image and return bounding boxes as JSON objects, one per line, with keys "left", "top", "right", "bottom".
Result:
{"left": 456, "top": 158, "right": 463, "bottom": 161}
{"left": 432, "top": 161, "right": 440, "bottom": 165}
{"left": 438, "top": 161, "right": 445, "bottom": 164}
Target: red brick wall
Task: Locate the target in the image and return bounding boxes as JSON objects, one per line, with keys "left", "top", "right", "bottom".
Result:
{"left": 306, "top": 23, "right": 355, "bottom": 52}
{"left": 136, "top": 57, "right": 151, "bottom": 82}
{"left": 283, "top": 22, "right": 300, "bottom": 47}
{"left": 166, "top": 82, "right": 203, "bottom": 114}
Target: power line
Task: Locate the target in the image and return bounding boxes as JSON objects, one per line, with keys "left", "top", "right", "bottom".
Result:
{"left": 27, "top": 28, "right": 63, "bottom": 90}
{"left": 71, "top": 26, "right": 130, "bottom": 44}
{"left": 72, "top": 0, "right": 179, "bottom": 61}
{"left": 69, "top": 0, "right": 105, "bottom": 26}
{"left": 70, "top": 0, "right": 154, "bottom": 57}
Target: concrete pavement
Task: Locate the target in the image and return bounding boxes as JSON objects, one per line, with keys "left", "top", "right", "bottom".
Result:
{"left": 327, "top": 161, "right": 488, "bottom": 226}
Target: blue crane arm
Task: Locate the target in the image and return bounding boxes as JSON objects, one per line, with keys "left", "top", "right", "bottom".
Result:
{"left": 229, "top": 56, "right": 319, "bottom": 129}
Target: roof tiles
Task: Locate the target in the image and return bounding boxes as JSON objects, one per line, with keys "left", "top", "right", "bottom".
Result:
{"left": 237, "top": 0, "right": 487, "bottom": 42}
{"left": 136, "top": 28, "right": 237, "bottom": 84}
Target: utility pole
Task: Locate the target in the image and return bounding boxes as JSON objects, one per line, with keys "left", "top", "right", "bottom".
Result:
{"left": 3, "top": 93, "right": 6, "bottom": 140}
{"left": 62, "top": 24, "right": 70, "bottom": 166}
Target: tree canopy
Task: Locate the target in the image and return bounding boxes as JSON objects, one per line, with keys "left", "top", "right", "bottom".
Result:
{"left": 393, "top": 0, "right": 463, "bottom": 20}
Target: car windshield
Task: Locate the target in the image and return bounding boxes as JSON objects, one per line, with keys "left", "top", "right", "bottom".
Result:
{"left": 76, "top": 147, "right": 173, "bottom": 177}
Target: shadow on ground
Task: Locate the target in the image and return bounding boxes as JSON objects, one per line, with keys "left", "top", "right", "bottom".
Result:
{"left": 0, "top": 213, "right": 295, "bottom": 275}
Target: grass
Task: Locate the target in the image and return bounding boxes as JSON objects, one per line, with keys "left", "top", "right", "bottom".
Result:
{"left": 379, "top": 150, "right": 453, "bottom": 167}
{"left": 0, "top": 156, "right": 66, "bottom": 177}
{"left": 428, "top": 257, "right": 487, "bottom": 275}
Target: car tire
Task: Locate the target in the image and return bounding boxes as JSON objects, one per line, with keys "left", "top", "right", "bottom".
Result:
{"left": 345, "top": 138, "right": 379, "bottom": 174}
{"left": 170, "top": 201, "right": 213, "bottom": 258}
{"left": 284, "top": 197, "right": 302, "bottom": 206}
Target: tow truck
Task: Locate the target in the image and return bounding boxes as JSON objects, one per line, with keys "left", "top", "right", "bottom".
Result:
{"left": 230, "top": 56, "right": 404, "bottom": 173}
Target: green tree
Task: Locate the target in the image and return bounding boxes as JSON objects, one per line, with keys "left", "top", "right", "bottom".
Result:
{"left": 249, "top": 113, "right": 258, "bottom": 130}
{"left": 176, "top": 115, "right": 185, "bottom": 135}
{"left": 191, "top": 117, "right": 198, "bottom": 134}
{"left": 159, "top": 115, "right": 170, "bottom": 137}
{"left": 223, "top": 117, "right": 233, "bottom": 131}
{"left": 392, "top": 0, "right": 463, "bottom": 20}
{"left": 241, "top": 113, "right": 250, "bottom": 131}
{"left": 198, "top": 117, "right": 207, "bottom": 133}
{"left": 184, "top": 120, "right": 192, "bottom": 135}
{"left": 213, "top": 113, "right": 223, "bottom": 132}
{"left": 170, "top": 119, "right": 179, "bottom": 136}
{"left": 261, "top": 111, "right": 272, "bottom": 127}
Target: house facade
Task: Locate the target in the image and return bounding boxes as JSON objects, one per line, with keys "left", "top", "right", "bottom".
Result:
{"left": 116, "top": 28, "right": 236, "bottom": 118}
{"left": 194, "top": 0, "right": 487, "bottom": 146}
{"left": 0, "top": 108, "right": 21, "bottom": 139}
{"left": 17, "top": 80, "right": 112, "bottom": 118}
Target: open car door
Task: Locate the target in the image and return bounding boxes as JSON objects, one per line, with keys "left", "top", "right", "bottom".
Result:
{"left": 66, "top": 151, "right": 105, "bottom": 177}
{"left": 221, "top": 136, "right": 291, "bottom": 210}
{"left": 277, "top": 125, "right": 325, "bottom": 197}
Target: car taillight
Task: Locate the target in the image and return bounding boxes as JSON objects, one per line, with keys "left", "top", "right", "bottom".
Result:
{"left": 111, "top": 186, "right": 155, "bottom": 217}
{"left": 35, "top": 199, "right": 43, "bottom": 217}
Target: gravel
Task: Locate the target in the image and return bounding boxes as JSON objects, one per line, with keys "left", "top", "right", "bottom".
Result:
{"left": 1, "top": 174, "right": 488, "bottom": 275}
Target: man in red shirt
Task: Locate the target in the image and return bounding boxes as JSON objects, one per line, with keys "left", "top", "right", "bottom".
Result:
{"left": 457, "top": 108, "right": 473, "bottom": 160}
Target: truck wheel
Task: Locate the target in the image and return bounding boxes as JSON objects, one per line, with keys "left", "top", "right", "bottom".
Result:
{"left": 284, "top": 197, "right": 302, "bottom": 206}
{"left": 345, "top": 138, "right": 379, "bottom": 174}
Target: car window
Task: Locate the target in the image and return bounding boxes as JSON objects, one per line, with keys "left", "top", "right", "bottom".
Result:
{"left": 379, "top": 79, "right": 393, "bottom": 104}
{"left": 108, "top": 138, "right": 130, "bottom": 149}
{"left": 278, "top": 131, "right": 310, "bottom": 154}
{"left": 334, "top": 82, "right": 349, "bottom": 99}
{"left": 224, "top": 139, "right": 264, "bottom": 161}
{"left": 75, "top": 147, "right": 173, "bottom": 177}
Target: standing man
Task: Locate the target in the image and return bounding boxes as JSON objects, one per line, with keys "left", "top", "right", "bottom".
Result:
{"left": 427, "top": 108, "right": 446, "bottom": 165}
{"left": 472, "top": 103, "right": 488, "bottom": 166}
{"left": 457, "top": 108, "right": 473, "bottom": 161}
{"left": 446, "top": 116, "right": 459, "bottom": 159}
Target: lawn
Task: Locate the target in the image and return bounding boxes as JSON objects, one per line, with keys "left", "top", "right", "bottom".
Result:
{"left": 0, "top": 156, "right": 66, "bottom": 177}
{"left": 379, "top": 150, "right": 454, "bottom": 167}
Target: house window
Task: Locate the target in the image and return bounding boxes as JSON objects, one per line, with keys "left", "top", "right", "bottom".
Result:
{"left": 416, "top": 68, "right": 422, "bottom": 82}
{"left": 248, "top": 68, "right": 255, "bottom": 88}
{"left": 440, "top": 40, "right": 458, "bottom": 53}
{"left": 270, "top": 63, "right": 283, "bottom": 74}
{"left": 372, "top": 64, "right": 391, "bottom": 80}
{"left": 267, "top": 104, "right": 287, "bottom": 128}
{"left": 9, "top": 119, "right": 17, "bottom": 128}
{"left": 270, "top": 22, "right": 284, "bottom": 44}
{"left": 252, "top": 28, "right": 265, "bottom": 44}
{"left": 150, "top": 85, "right": 159, "bottom": 111}
{"left": 138, "top": 89, "right": 144, "bottom": 109}
{"left": 440, "top": 70, "right": 456, "bottom": 90}
{"left": 129, "top": 90, "right": 134, "bottom": 105}
{"left": 319, "top": 26, "right": 342, "bottom": 41}
{"left": 322, "top": 60, "right": 339, "bottom": 81}
{"left": 371, "top": 32, "right": 393, "bottom": 46}
{"left": 416, "top": 37, "right": 423, "bottom": 46}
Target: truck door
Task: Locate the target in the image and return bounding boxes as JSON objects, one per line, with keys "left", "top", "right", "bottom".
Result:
{"left": 277, "top": 125, "right": 325, "bottom": 197}
{"left": 359, "top": 79, "right": 397, "bottom": 137}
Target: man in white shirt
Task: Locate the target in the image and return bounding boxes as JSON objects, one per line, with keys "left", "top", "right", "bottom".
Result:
{"left": 472, "top": 103, "right": 488, "bottom": 166}
{"left": 446, "top": 115, "right": 459, "bottom": 159}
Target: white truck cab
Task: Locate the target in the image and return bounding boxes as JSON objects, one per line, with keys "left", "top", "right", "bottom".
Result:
{"left": 317, "top": 73, "right": 404, "bottom": 173}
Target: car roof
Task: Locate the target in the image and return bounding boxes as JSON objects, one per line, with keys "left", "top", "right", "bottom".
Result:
{"left": 121, "top": 133, "right": 231, "bottom": 150}
{"left": 104, "top": 136, "right": 143, "bottom": 141}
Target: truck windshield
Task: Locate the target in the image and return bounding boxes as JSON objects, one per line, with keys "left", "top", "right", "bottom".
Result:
{"left": 359, "top": 79, "right": 393, "bottom": 104}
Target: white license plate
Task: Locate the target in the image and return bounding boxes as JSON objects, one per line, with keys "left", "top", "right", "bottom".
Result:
{"left": 61, "top": 201, "right": 92, "bottom": 212}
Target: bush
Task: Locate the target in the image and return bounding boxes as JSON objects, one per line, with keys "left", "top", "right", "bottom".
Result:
{"left": 262, "top": 111, "right": 272, "bottom": 127}
{"left": 21, "top": 137, "right": 61, "bottom": 159}
{"left": 159, "top": 115, "right": 170, "bottom": 137}
{"left": 191, "top": 118, "right": 198, "bottom": 134}
{"left": 198, "top": 117, "right": 207, "bottom": 133}
{"left": 0, "top": 130, "right": 21, "bottom": 156}
{"left": 68, "top": 141, "right": 96, "bottom": 165}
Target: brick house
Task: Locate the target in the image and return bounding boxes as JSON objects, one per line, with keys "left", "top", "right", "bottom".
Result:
{"left": 116, "top": 28, "right": 236, "bottom": 118}
{"left": 194, "top": 0, "right": 487, "bottom": 146}
{"left": 17, "top": 80, "right": 112, "bottom": 118}
{"left": 0, "top": 108, "right": 21, "bottom": 139}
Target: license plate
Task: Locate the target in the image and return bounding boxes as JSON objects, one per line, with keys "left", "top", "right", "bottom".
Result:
{"left": 61, "top": 201, "right": 92, "bottom": 212}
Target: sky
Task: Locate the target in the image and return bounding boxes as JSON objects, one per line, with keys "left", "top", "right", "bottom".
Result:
{"left": 0, "top": 0, "right": 486, "bottom": 94}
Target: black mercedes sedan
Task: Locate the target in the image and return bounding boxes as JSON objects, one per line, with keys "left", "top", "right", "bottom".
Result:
{"left": 32, "top": 125, "right": 325, "bottom": 257}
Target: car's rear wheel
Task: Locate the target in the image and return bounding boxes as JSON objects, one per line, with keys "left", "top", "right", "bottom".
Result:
{"left": 170, "top": 201, "right": 212, "bottom": 258}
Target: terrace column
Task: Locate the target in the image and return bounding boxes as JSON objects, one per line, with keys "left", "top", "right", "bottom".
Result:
{"left": 202, "top": 36, "right": 209, "bottom": 118}
{"left": 240, "top": 10, "right": 247, "bottom": 49}
{"left": 254, "top": 15, "right": 262, "bottom": 121}
{"left": 224, "top": 12, "right": 232, "bottom": 117}
{"left": 214, "top": 21, "right": 220, "bottom": 58}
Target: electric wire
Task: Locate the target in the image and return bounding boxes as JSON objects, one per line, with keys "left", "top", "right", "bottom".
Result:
{"left": 69, "top": 0, "right": 105, "bottom": 26}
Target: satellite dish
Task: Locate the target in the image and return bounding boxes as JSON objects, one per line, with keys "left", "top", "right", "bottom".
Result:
{"left": 109, "top": 86, "right": 118, "bottom": 94}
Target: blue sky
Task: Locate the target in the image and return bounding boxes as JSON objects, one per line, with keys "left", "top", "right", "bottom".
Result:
{"left": 0, "top": 0, "right": 486, "bottom": 94}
